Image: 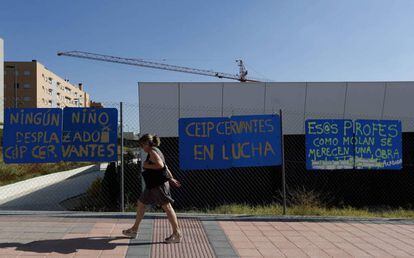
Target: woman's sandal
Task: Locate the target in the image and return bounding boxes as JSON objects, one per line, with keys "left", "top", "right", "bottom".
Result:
{"left": 165, "top": 232, "right": 182, "bottom": 243}
{"left": 122, "top": 228, "right": 138, "bottom": 238}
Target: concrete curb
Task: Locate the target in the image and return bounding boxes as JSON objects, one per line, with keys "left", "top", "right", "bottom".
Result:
{"left": 202, "top": 220, "right": 238, "bottom": 258}
{"left": 126, "top": 218, "right": 154, "bottom": 258}
{"left": 0, "top": 210, "right": 413, "bottom": 223}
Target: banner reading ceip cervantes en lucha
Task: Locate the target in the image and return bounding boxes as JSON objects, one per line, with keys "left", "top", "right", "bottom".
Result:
{"left": 179, "top": 114, "right": 282, "bottom": 170}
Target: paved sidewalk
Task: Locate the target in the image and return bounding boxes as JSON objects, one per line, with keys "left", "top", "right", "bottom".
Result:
{"left": 0, "top": 212, "right": 413, "bottom": 257}
{"left": 220, "top": 220, "right": 414, "bottom": 257}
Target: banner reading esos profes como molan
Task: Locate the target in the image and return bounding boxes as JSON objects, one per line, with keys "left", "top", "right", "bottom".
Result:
{"left": 354, "top": 119, "right": 402, "bottom": 170}
{"left": 306, "top": 119, "right": 354, "bottom": 170}
{"left": 306, "top": 119, "right": 402, "bottom": 170}
{"left": 179, "top": 114, "right": 282, "bottom": 170}
{"left": 3, "top": 108, "right": 118, "bottom": 164}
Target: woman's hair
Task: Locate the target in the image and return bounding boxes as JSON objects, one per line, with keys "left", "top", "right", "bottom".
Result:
{"left": 138, "top": 134, "right": 161, "bottom": 147}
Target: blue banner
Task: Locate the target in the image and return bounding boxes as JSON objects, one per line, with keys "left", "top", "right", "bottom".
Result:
{"left": 62, "top": 108, "right": 118, "bottom": 162}
{"left": 179, "top": 115, "right": 282, "bottom": 170}
{"left": 230, "top": 115, "right": 281, "bottom": 167}
{"left": 3, "top": 108, "right": 63, "bottom": 163}
{"left": 179, "top": 117, "right": 231, "bottom": 170}
{"left": 306, "top": 119, "right": 354, "bottom": 170}
{"left": 354, "top": 120, "right": 402, "bottom": 170}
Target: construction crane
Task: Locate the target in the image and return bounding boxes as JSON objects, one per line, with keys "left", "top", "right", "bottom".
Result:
{"left": 57, "top": 51, "right": 261, "bottom": 82}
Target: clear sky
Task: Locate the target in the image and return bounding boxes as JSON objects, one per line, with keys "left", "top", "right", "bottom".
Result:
{"left": 1, "top": 0, "right": 414, "bottom": 104}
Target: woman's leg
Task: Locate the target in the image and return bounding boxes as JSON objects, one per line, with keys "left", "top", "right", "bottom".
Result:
{"left": 161, "top": 202, "right": 180, "bottom": 235}
{"left": 129, "top": 201, "right": 146, "bottom": 231}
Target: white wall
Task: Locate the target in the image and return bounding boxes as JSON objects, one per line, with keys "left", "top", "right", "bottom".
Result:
{"left": 139, "top": 81, "right": 414, "bottom": 136}
{"left": 0, "top": 38, "right": 3, "bottom": 125}
{"left": 305, "top": 82, "right": 347, "bottom": 119}
{"left": 222, "top": 82, "right": 265, "bottom": 116}
{"left": 264, "top": 82, "right": 306, "bottom": 133}
{"left": 180, "top": 82, "right": 223, "bottom": 117}
{"left": 138, "top": 82, "right": 179, "bottom": 136}
{"left": 344, "top": 82, "right": 386, "bottom": 120}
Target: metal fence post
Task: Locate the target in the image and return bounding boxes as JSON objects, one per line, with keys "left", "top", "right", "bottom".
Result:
{"left": 120, "top": 102, "right": 125, "bottom": 212}
{"left": 280, "top": 109, "right": 287, "bottom": 215}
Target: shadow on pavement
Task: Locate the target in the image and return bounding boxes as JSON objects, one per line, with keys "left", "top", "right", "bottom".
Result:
{"left": 0, "top": 236, "right": 163, "bottom": 254}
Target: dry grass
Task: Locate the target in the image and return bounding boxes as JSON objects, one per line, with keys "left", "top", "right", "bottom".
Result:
{"left": 198, "top": 204, "right": 414, "bottom": 219}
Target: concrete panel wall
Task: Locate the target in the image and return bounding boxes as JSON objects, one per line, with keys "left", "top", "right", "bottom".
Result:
{"left": 382, "top": 82, "right": 414, "bottom": 131}
{"left": 139, "top": 82, "right": 179, "bottom": 136}
{"left": 305, "top": 82, "right": 347, "bottom": 119}
{"left": 265, "top": 82, "right": 306, "bottom": 133}
{"left": 222, "top": 82, "right": 265, "bottom": 116}
{"left": 139, "top": 81, "right": 414, "bottom": 136}
{"left": 344, "top": 82, "right": 386, "bottom": 120}
{"left": 180, "top": 82, "right": 223, "bottom": 117}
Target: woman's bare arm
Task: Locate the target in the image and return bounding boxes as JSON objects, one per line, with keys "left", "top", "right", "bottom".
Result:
{"left": 166, "top": 166, "right": 173, "bottom": 178}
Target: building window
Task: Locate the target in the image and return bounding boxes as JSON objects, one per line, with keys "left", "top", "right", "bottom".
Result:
{"left": 23, "top": 96, "right": 31, "bottom": 101}
{"left": 15, "top": 71, "right": 19, "bottom": 76}
{"left": 23, "top": 83, "right": 31, "bottom": 89}
{"left": 24, "top": 71, "right": 31, "bottom": 76}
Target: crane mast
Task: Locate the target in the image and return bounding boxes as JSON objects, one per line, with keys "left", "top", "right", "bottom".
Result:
{"left": 57, "top": 51, "right": 260, "bottom": 82}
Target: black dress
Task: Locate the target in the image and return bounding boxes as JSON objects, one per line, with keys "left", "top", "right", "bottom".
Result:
{"left": 139, "top": 147, "right": 174, "bottom": 206}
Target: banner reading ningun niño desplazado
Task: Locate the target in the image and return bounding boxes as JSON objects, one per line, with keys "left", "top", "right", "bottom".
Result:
{"left": 3, "top": 108, "right": 118, "bottom": 164}
{"left": 179, "top": 114, "right": 282, "bottom": 170}
{"left": 62, "top": 108, "right": 118, "bottom": 162}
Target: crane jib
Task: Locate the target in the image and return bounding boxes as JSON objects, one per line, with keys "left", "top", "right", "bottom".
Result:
{"left": 57, "top": 51, "right": 262, "bottom": 82}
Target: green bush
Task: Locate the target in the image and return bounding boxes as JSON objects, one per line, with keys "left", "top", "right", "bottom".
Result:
{"left": 76, "top": 152, "right": 142, "bottom": 211}
{"left": 101, "top": 162, "right": 120, "bottom": 210}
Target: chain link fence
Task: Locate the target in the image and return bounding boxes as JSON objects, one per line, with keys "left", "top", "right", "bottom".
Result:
{"left": 135, "top": 104, "right": 414, "bottom": 212}
{"left": 0, "top": 97, "right": 102, "bottom": 211}
{"left": 0, "top": 98, "right": 413, "bottom": 213}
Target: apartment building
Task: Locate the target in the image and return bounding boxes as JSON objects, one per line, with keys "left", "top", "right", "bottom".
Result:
{"left": 4, "top": 60, "right": 90, "bottom": 108}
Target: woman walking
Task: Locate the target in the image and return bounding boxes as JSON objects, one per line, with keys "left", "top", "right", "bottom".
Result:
{"left": 122, "top": 134, "right": 182, "bottom": 243}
